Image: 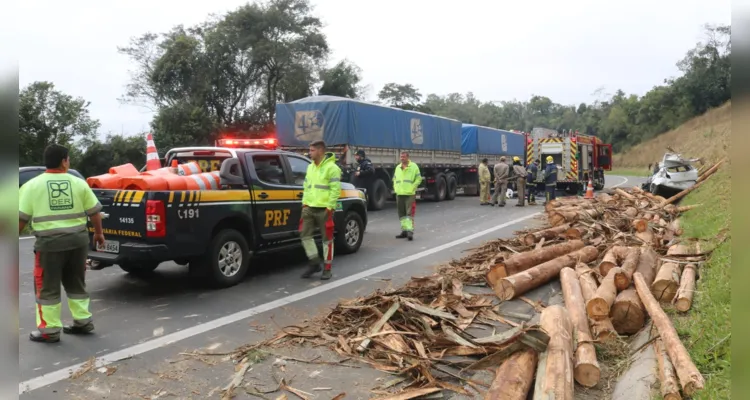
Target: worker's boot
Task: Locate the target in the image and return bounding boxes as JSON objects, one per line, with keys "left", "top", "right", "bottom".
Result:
{"left": 301, "top": 258, "right": 322, "bottom": 278}
{"left": 407, "top": 231, "right": 414, "bottom": 241}
{"left": 321, "top": 268, "right": 332, "bottom": 280}
{"left": 29, "top": 330, "right": 60, "bottom": 343}
{"left": 63, "top": 322, "right": 95, "bottom": 335}
{"left": 396, "top": 231, "right": 408, "bottom": 239}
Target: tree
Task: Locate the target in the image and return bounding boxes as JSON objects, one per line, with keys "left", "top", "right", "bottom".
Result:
{"left": 19, "top": 81, "right": 100, "bottom": 166}
{"left": 318, "top": 59, "right": 364, "bottom": 99}
{"left": 74, "top": 134, "right": 148, "bottom": 178}
{"left": 377, "top": 83, "right": 422, "bottom": 108}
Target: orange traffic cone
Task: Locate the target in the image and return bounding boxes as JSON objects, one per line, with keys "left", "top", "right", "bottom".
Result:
{"left": 584, "top": 178, "right": 595, "bottom": 199}
{"left": 145, "top": 132, "right": 161, "bottom": 171}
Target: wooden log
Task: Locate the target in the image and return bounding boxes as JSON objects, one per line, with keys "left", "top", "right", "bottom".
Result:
{"left": 676, "top": 204, "right": 701, "bottom": 213}
{"left": 596, "top": 193, "right": 615, "bottom": 205}
{"left": 533, "top": 305, "right": 575, "bottom": 400}
{"left": 496, "top": 246, "right": 599, "bottom": 301}
{"left": 634, "top": 272, "right": 705, "bottom": 395}
{"left": 549, "top": 208, "right": 603, "bottom": 226}
{"left": 597, "top": 247, "right": 622, "bottom": 277}
{"left": 610, "top": 287, "right": 646, "bottom": 335}
{"left": 661, "top": 179, "right": 707, "bottom": 206}
{"left": 624, "top": 206, "right": 638, "bottom": 218}
{"left": 615, "top": 247, "right": 641, "bottom": 291}
{"left": 487, "top": 240, "right": 586, "bottom": 285}
{"left": 485, "top": 348, "right": 538, "bottom": 400}
{"left": 654, "top": 338, "right": 682, "bottom": 400}
{"left": 631, "top": 219, "right": 648, "bottom": 233}
{"left": 669, "top": 218, "right": 683, "bottom": 236}
{"left": 667, "top": 243, "right": 695, "bottom": 256}
{"left": 589, "top": 317, "right": 616, "bottom": 342}
{"left": 696, "top": 157, "right": 726, "bottom": 183}
{"left": 586, "top": 266, "right": 622, "bottom": 320}
{"left": 673, "top": 264, "right": 697, "bottom": 312}
{"left": 523, "top": 224, "right": 572, "bottom": 247}
{"left": 615, "top": 188, "right": 635, "bottom": 200}
{"left": 575, "top": 263, "right": 600, "bottom": 301}
{"left": 635, "top": 247, "right": 658, "bottom": 287}
{"left": 560, "top": 268, "right": 601, "bottom": 387}
{"left": 564, "top": 226, "right": 586, "bottom": 240}
{"left": 635, "top": 226, "right": 655, "bottom": 246}
{"left": 652, "top": 262, "right": 682, "bottom": 302}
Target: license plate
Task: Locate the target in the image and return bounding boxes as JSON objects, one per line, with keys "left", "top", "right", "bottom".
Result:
{"left": 97, "top": 240, "right": 120, "bottom": 254}
{"left": 415, "top": 193, "right": 422, "bottom": 200}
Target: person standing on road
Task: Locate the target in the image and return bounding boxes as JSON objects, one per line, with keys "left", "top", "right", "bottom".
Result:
{"left": 352, "top": 149, "right": 375, "bottom": 191}
{"left": 527, "top": 159, "right": 540, "bottom": 205}
{"left": 299, "top": 140, "right": 342, "bottom": 280}
{"left": 394, "top": 151, "right": 422, "bottom": 241}
{"left": 491, "top": 156, "right": 510, "bottom": 207}
{"left": 511, "top": 156, "right": 527, "bottom": 207}
{"left": 542, "top": 155, "right": 558, "bottom": 205}
{"left": 18, "top": 144, "right": 105, "bottom": 343}
{"left": 478, "top": 158, "right": 491, "bottom": 205}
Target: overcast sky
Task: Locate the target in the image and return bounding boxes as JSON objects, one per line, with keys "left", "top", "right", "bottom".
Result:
{"left": 4, "top": 0, "right": 731, "bottom": 137}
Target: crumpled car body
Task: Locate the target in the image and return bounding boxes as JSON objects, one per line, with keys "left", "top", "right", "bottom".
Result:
{"left": 643, "top": 153, "right": 699, "bottom": 196}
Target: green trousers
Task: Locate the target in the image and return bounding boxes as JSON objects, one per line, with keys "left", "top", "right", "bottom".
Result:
{"left": 34, "top": 245, "right": 92, "bottom": 336}
{"left": 396, "top": 195, "right": 416, "bottom": 232}
{"left": 299, "top": 206, "right": 334, "bottom": 269}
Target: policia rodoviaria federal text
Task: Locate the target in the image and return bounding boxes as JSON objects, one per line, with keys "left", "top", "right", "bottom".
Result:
{"left": 19, "top": 144, "right": 106, "bottom": 343}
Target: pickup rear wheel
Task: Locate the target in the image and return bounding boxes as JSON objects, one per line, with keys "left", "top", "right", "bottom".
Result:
{"left": 335, "top": 211, "right": 364, "bottom": 255}
{"left": 195, "top": 229, "right": 250, "bottom": 288}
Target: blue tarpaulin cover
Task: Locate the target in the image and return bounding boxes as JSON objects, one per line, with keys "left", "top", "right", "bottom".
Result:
{"left": 275, "top": 96, "right": 462, "bottom": 151}
{"left": 460, "top": 124, "right": 526, "bottom": 156}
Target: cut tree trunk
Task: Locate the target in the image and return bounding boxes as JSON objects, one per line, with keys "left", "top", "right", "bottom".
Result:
{"left": 586, "top": 267, "right": 623, "bottom": 320}
{"left": 616, "top": 247, "right": 641, "bottom": 291}
{"left": 575, "top": 263, "right": 600, "bottom": 301}
{"left": 634, "top": 272, "right": 705, "bottom": 396}
{"left": 485, "top": 348, "right": 538, "bottom": 400}
{"left": 669, "top": 219, "right": 683, "bottom": 236}
{"left": 596, "top": 193, "right": 615, "bottom": 205}
{"left": 624, "top": 207, "right": 638, "bottom": 218}
{"left": 610, "top": 287, "right": 646, "bottom": 335}
{"left": 654, "top": 338, "right": 682, "bottom": 400}
{"left": 549, "top": 208, "right": 603, "bottom": 226}
{"left": 676, "top": 204, "right": 701, "bottom": 213}
{"left": 496, "top": 246, "right": 599, "bottom": 301}
{"left": 533, "top": 305, "right": 575, "bottom": 400}
{"left": 635, "top": 247, "right": 658, "bottom": 287}
{"left": 487, "top": 240, "right": 586, "bottom": 286}
{"left": 652, "top": 262, "right": 682, "bottom": 302}
{"left": 696, "top": 157, "right": 725, "bottom": 183}
{"left": 523, "top": 224, "right": 572, "bottom": 247}
{"left": 667, "top": 243, "right": 695, "bottom": 256}
{"left": 615, "top": 188, "right": 635, "bottom": 200}
{"left": 564, "top": 226, "right": 587, "bottom": 240}
{"left": 597, "top": 246, "right": 625, "bottom": 277}
{"left": 632, "top": 218, "right": 649, "bottom": 232}
{"left": 661, "top": 180, "right": 706, "bottom": 206}
{"left": 673, "top": 264, "right": 697, "bottom": 312}
{"left": 635, "top": 226, "right": 655, "bottom": 246}
{"left": 560, "top": 268, "right": 601, "bottom": 387}
{"left": 589, "top": 317, "right": 616, "bottom": 342}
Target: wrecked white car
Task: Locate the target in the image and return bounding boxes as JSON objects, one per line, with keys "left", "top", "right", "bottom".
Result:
{"left": 643, "top": 153, "right": 700, "bottom": 197}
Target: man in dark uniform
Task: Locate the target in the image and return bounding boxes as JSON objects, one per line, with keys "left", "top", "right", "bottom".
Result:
{"left": 542, "top": 155, "right": 558, "bottom": 205}
{"left": 352, "top": 149, "right": 375, "bottom": 190}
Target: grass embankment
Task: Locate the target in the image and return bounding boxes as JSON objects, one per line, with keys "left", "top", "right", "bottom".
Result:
{"left": 612, "top": 101, "right": 730, "bottom": 169}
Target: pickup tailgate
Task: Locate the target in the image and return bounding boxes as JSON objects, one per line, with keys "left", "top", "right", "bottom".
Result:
{"left": 89, "top": 189, "right": 148, "bottom": 245}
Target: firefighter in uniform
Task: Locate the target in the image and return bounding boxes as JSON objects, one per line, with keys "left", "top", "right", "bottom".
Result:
{"left": 18, "top": 144, "right": 105, "bottom": 343}
{"left": 526, "top": 159, "right": 540, "bottom": 205}
{"left": 478, "top": 158, "right": 491, "bottom": 205}
{"left": 299, "top": 140, "right": 342, "bottom": 280}
{"left": 511, "top": 156, "right": 527, "bottom": 207}
{"left": 491, "top": 156, "right": 510, "bottom": 206}
{"left": 394, "top": 151, "right": 422, "bottom": 241}
{"left": 543, "top": 155, "right": 558, "bottom": 204}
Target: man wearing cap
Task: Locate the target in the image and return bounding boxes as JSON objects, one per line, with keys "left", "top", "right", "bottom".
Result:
{"left": 542, "top": 155, "right": 558, "bottom": 204}
{"left": 511, "top": 156, "right": 527, "bottom": 207}
{"left": 478, "top": 158, "right": 491, "bottom": 205}
{"left": 352, "top": 149, "right": 375, "bottom": 190}
{"left": 491, "top": 156, "right": 510, "bottom": 207}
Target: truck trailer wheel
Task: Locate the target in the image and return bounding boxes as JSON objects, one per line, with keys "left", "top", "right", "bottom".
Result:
{"left": 335, "top": 211, "right": 364, "bottom": 255}
{"left": 445, "top": 174, "right": 457, "bottom": 200}
{"left": 194, "top": 229, "right": 250, "bottom": 288}
{"left": 432, "top": 174, "right": 447, "bottom": 202}
{"left": 368, "top": 178, "right": 388, "bottom": 211}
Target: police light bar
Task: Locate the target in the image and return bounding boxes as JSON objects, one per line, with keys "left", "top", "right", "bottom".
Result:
{"left": 217, "top": 138, "right": 278, "bottom": 148}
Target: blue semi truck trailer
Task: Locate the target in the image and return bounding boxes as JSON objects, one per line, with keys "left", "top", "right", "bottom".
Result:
{"left": 275, "top": 96, "right": 525, "bottom": 210}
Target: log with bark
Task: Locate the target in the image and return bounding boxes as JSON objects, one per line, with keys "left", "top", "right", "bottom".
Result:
{"left": 635, "top": 247, "right": 658, "bottom": 286}
{"left": 586, "top": 267, "right": 623, "bottom": 320}
{"left": 667, "top": 243, "right": 695, "bottom": 257}
{"left": 589, "top": 317, "right": 617, "bottom": 342}
{"left": 634, "top": 272, "right": 705, "bottom": 396}
{"left": 496, "top": 246, "right": 599, "bottom": 301}
{"left": 673, "top": 264, "right": 698, "bottom": 312}
{"left": 632, "top": 218, "right": 649, "bottom": 232}
{"left": 533, "top": 305, "right": 575, "bottom": 400}
{"left": 696, "top": 157, "right": 726, "bottom": 183}
{"left": 610, "top": 287, "right": 646, "bottom": 335}
{"left": 560, "top": 268, "right": 601, "bottom": 387}
{"left": 485, "top": 348, "right": 538, "bottom": 400}
{"left": 668, "top": 219, "right": 683, "bottom": 236}
{"left": 522, "top": 224, "right": 572, "bottom": 247}
{"left": 654, "top": 338, "right": 682, "bottom": 400}
{"left": 597, "top": 246, "right": 626, "bottom": 277}
{"left": 661, "top": 179, "right": 707, "bottom": 206}
{"left": 635, "top": 225, "right": 656, "bottom": 247}
{"left": 548, "top": 208, "right": 603, "bottom": 227}
{"left": 575, "top": 263, "right": 600, "bottom": 299}
{"left": 675, "top": 204, "right": 701, "bottom": 213}
{"left": 487, "top": 240, "right": 586, "bottom": 286}
{"left": 652, "top": 262, "right": 682, "bottom": 302}
{"left": 616, "top": 247, "right": 641, "bottom": 291}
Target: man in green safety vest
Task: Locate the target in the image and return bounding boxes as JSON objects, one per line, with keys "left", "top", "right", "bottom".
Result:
{"left": 393, "top": 151, "right": 422, "bottom": 241}
{"left": 18, "top": 144, "right": 106, "bottom": 343}
{"left": 299, "top": 140, "right": 342, "bottom": 280}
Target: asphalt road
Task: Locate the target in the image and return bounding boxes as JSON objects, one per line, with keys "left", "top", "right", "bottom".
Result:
{"left": 18, "top": 175, "right": 645, "bottom": 397}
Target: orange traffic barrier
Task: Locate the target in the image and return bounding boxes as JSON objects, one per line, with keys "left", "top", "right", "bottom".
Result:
{"left": 87, "top": 163, "right": 140, "bottom": 189}
{"left": 177, "top": 162, "right": 202, "bottom": 176}
{"left": 185, "top": 171, "right": 222, "bottom": 190}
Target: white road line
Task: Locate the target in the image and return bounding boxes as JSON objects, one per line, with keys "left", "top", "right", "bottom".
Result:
{"left": 610, "top": 176, "right": 630, "bottom": 188}
{"left": 20, "top": 236, "right": 33, "bottom": 240}
{"left": 19, "top": 211, "right": 542, "bottom": 395}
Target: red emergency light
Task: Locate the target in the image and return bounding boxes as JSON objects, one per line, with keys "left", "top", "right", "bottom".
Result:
{"left": 217, "top": 137, "right": 278, "bottom": 149}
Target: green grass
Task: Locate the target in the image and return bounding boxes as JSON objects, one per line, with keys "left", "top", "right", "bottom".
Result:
{"left": 670, "top": 167, "right": 731, "bottom": 399}
{"left": 608, "top": 168, "right": 653, "bottom": 177}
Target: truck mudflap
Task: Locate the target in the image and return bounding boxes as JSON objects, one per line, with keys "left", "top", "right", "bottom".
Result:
{"left": 88, "top": 189, "right": 149, "bottom": 260}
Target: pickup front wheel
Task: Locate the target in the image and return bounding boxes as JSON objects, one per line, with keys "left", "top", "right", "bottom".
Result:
{"left": 193, "top": 229, "right": 250, "bottom": 288}
{"left": 335, "top": 211, "right": 364, "bottom": 255}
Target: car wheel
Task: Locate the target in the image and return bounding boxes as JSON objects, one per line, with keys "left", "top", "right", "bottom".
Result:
{"left": 433, "top": 174, "right": 447, "bottom": 202}
{"left": 197, "top": 229, "right": 250, "bottom": 288}
{"left": 335, "top": 211, "right": 364, "bottom": 255}
{"left": 118, "top": 261, "right": 160, "bottom": 276}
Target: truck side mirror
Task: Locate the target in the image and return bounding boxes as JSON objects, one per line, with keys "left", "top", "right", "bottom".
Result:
{"left": 219, "top": 158, "right": 245, "bottom": 186}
